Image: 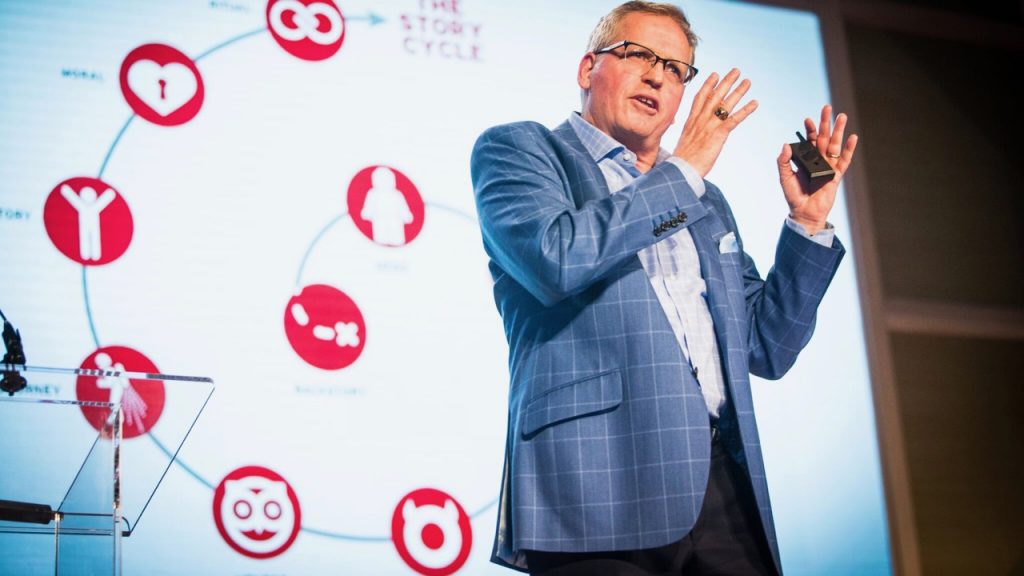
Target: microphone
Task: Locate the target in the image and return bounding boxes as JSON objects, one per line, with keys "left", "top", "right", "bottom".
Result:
{"left": 1, "top": 308, "right": 27, "bottom": 395}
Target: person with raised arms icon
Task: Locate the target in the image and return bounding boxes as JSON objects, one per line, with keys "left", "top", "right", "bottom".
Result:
{"left": 60, "top": 184, "right": 116, "bottom": 261}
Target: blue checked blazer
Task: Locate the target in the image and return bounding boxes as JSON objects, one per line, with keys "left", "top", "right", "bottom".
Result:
{"left": 471, "top": 120, "right": 844, "bottom": 573}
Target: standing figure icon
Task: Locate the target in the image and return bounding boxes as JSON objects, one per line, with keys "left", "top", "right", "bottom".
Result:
{"left": 360, "top": 167, "right": 413, "bottom": 246}
{"left": 347, "top": 164, "right": 425, "bottom": 248}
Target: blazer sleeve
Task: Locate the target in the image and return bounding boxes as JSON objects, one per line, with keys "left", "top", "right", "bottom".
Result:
{"left": 709, "top": 184, "right": 845, "bottom": 379}
{"left": 470, "top": 122, "right": 704, "bottom": 307}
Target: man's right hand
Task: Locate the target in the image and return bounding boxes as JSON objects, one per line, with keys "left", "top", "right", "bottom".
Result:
{"left": 672, "top": 68, "right": 758, "bottom": 177}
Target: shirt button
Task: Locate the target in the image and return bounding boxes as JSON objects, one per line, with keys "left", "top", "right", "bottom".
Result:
{"left": 623, "top": 152, "right": 634, "bottom": 162}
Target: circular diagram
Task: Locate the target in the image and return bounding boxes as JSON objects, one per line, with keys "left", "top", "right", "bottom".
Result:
{"left": 46, "top": 4, "right": 504, "bottom": 573}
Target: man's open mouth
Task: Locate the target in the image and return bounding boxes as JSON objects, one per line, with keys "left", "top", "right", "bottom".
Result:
{"left": 633, "top": 96, "right": 658, "bottom": 111}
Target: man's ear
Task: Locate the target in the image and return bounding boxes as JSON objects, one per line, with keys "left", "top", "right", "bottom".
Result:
{"left": 577, "top": 53, "right": 595, "bottom": 90}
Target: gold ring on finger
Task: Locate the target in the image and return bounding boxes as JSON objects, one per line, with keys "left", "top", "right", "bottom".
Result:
{"left": 827, "top": 152, "right": 840, "bottom": 159}
{"left": 714, "top": 106, "right": 729, "bottom": 120}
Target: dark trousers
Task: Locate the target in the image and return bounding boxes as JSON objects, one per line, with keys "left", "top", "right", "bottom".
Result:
{"left": 524, "top": 436, "right": 778, "bottom": 576}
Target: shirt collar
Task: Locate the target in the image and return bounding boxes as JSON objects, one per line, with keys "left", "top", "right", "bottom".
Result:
{"left": 568, "top": 112, "right": 672, "bottom": 166}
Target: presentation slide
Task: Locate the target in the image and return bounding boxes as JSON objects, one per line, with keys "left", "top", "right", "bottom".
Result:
{"left": 0, "top": 1, "right": 890, "bottom": 574}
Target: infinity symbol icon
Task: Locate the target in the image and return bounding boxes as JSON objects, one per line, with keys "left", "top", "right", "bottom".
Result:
{"left": 269, "top": 0, "right": 344, "bottom": 45}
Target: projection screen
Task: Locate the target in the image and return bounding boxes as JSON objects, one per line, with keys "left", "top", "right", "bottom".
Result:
{"left": 0, "top": 1, "right": 890, "bottom": 574}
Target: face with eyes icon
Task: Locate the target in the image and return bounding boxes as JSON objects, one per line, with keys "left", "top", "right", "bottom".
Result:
{"left": 213, "top": 466, "right": 301, "bottom": 559}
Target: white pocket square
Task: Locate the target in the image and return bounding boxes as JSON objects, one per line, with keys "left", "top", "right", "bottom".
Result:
{"left": 718, "top": 232, "right": 739, "bottom": 254}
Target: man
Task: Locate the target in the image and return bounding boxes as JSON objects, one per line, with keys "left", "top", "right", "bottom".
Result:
{"left": 470, "top": 2, "right": 858, "bottom": 574}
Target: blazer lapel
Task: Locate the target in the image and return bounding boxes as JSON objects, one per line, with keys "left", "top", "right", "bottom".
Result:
{"left": 552, "top": 121, "right": 612, "bottom": 207}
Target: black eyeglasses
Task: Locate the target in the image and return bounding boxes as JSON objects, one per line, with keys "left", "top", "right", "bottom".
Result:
{"left": 594, "top": 40, "right": 698, "bottom": 85}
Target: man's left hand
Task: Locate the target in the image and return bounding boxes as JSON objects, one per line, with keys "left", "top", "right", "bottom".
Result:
{"left": 777, "top": 104, "right": 858, "bottom": 235}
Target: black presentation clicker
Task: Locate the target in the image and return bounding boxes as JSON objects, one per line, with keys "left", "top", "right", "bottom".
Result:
{"left": 790, "top": 131, "right": 836, "bottom": 190}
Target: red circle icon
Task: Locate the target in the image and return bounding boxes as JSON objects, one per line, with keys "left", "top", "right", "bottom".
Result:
{"left": 120, "top": 43, "right": 204, "bottom": 126}
{"left": 347, "top": 165, "right": 425, "bottom": 247}
{"left": 76, "top": 346, "right": 165, "bottom": 439}
{"left": 266, "top": 0, "right": 346, "bottom": 61}
{"left": 213, "top": 466, "right": 302, "bottom": 559}
{"left": 284, "top": 284, "right": 366, "bottom": 370}
{"left": 44, "top": 177, "right": 133, "bottom": 266}
{"left": 391, "top": 488, "right": 473, "bottom": 576}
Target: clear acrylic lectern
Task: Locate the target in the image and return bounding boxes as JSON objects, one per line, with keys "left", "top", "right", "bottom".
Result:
{"left": 0, "top": 364, "right": 214, "bottom": 575}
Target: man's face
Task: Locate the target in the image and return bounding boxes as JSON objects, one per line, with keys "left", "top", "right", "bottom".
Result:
{"left": 578, "top": 13, "right": 691, "bottom": 151}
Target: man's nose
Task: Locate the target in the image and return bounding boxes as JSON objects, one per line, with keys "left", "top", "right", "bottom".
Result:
{"left": 641, "top": 61, "right": 664, "bottom": 87}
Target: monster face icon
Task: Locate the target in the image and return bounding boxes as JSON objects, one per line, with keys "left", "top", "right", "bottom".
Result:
{"left": 391, "top": 488, "right": 472, "bottom": 575}
{"left": 213, "top": 466, "right": 301, "bottom": 559}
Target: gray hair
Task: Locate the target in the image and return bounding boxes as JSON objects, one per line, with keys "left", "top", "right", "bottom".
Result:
{"left": 587, "top": 1, "right": 699, "bottom": 63}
